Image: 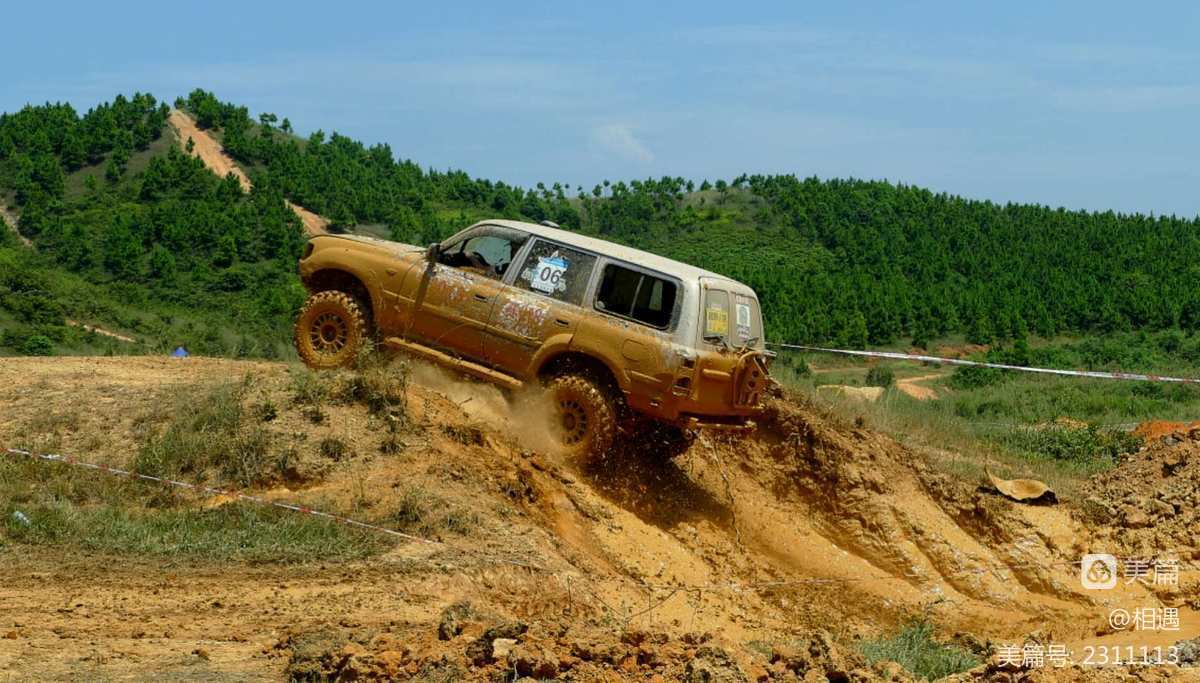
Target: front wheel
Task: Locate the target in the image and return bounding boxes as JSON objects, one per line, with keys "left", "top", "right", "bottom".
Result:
{"left": 294, "top": 291, "right": 367, "bottom": 369}
{"left": 547, "top": 374, "right": 617, "bottom": 462}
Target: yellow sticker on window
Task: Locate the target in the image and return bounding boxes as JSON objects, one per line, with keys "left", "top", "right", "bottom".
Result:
{"left": 705, "top": 306, "right": 728, "bottom": 335}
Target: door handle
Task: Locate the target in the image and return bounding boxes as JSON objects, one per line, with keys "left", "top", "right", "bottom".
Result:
{"left": 473, "top": 293, "right": 490, "bottom": 302}
{"left": 554, "top": 318, "right": 570, "bottom": 327}
{"left": 385, "top": 268, "right": 397, "bottom": 276}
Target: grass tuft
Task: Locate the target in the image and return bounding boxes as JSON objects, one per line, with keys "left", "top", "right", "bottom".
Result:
{"left": 133, "top": 380, "right": 285, "bottom": 488}
{"left": 859, "top": 619, "right": 979, "bottom": 680}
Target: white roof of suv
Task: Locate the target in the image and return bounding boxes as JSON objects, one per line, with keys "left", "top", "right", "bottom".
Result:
{"left": 477, "top": 219, "right": 744, "bottom": 287}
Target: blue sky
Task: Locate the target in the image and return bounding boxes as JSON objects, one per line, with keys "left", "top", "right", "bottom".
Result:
{"left": 4, "top": 1, "right": 1200, "bottom": 215}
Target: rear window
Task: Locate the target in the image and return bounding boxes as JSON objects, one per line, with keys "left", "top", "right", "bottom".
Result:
{"left": 703, "top": 287, "right": 762, "bottom": 346}
{"left": 595, "top": 264, "right": 677, "bottom": 329}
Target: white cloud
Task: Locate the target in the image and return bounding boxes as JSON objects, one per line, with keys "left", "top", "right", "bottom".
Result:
{"left": 590, "top": 123, "right": 654, "bottom": 163}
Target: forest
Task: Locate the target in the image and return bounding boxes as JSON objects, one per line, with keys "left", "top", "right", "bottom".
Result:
{"left": 3, "top": 88, "right": 1200, "bottom": 357}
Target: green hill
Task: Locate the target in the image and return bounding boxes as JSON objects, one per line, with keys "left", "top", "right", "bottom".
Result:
{"left": 3, "top": 88, "right": 1200, "bottom": 358}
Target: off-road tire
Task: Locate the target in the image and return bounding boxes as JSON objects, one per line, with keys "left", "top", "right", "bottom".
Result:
{"left": 294, "top": 291, "right": 368, "bottom": 369}
{"left": 548, "top": 374, "right": 617, "bottom": 462}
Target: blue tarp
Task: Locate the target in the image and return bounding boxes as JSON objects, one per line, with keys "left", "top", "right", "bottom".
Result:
{"left": 171, "top": 347, "right": 189, "bottom": 358}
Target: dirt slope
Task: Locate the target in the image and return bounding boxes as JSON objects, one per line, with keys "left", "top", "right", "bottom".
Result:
{"left": 0, "top": 356, "right": 1196, "bottom": 681}
{"left": 167, "top": 110, "right": 328, "bottom": 236}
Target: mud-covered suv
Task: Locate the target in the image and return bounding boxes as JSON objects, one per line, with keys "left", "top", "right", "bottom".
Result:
{"left": 295, "top": 220, "right": 773, "bottom": 458}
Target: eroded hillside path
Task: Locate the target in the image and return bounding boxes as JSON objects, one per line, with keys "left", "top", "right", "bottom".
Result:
{"left": 0, "top": 201, "right": 31, "bottom": 247}
{"left": 168, "top": 110, "right": 328, "bottom": 236}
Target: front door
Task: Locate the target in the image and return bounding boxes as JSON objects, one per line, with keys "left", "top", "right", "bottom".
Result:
{"left": 407, "top": 227, "right": 527, "bottom": 363}
{"left": 484, "top": 238, "right": 598, "bottom": 375}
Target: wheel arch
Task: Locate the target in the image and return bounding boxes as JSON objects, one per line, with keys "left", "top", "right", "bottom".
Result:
{"left": 536, "top": 350, "right": 624, "bottom": 397}
{"left": 303, "top": 267, "right": 378, "bottom": 329}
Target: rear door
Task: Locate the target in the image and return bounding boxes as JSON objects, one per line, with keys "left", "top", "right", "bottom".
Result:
{"left": 699, "top": 279, "right": 763, "bottom": 348}
{"left": 584, "top": 262, "right": 682, "bottom": 414}
{"left": 483, "top": 238, "right": 598, "bottom": 374}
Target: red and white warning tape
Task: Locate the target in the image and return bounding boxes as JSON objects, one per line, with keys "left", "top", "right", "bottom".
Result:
{"left": 768, "top": 343, "right": 1200, "bottom": 385}
{"left": 1, "top": 446, "right": 438, "bottom": 545}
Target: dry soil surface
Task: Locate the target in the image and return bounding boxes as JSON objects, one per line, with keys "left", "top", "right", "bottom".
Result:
{"left": 0, "top": 356, "right": 1197, "bottom": 681}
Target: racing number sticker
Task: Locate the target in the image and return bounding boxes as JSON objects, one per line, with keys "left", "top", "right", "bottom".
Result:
{"left": 531, "top": 256, "right": 568, "bottom": 294}
{"left": 735, "top": 298, "right": 752, "bottom": 341}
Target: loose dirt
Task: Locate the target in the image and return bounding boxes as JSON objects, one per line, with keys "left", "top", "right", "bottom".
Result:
{"left": 167, "top": 110, "right": 328, "bottom": 236}
{"left": 1132, "top": 419, "right": 1200, "bottom": 444}
{"left": 0, "top": 356, "right": 1197, "bottom": 680}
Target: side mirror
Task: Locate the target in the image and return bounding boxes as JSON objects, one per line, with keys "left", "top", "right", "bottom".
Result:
{"left": 426, "top": 242, "right": 441, "bottom": 261}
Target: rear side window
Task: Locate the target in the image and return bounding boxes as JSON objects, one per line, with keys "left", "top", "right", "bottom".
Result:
{"left": 514, "top": 239, "right": 597, "bottom": 304}
{"left": 595, "top": 264, "right": 677, "bottom": 329}
{"left": 703, "top": 287, "right": 763, "bottom": 346}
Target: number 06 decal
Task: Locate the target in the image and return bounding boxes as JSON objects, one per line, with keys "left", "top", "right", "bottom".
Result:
{"left": 532, "top": 256, "right": 568, "bottom": 293}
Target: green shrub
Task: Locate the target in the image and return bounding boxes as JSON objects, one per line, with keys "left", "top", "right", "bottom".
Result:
{"left": 20, "top": 334, "right": 53, "bottom": 356}
{"left": 865, "top": 365, "right": 895, "bottom": 388}
{"left": 950, "top": 364, "right": 1006, "bottom": 389}
{"left": 995, "top": 424, "right": 1140, "bottom": 466}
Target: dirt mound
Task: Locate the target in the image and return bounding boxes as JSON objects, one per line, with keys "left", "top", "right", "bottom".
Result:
{"left": 710, "top": 397, "right": 1094, "bottom": 636}
{"left": 1084, "top": 433, "right": 1200, "bottom": 561}
{"left": 1132, "top": 419, "right": 1200, "bottom": 443}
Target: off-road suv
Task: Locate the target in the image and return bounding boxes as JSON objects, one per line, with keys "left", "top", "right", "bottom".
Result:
{"left": 295, "top": 219, "right": 773, "bottom": 459}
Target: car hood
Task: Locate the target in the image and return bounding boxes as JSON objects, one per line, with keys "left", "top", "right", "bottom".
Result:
{"left": 317, "top": 233, "right": 424, "bottom": 255}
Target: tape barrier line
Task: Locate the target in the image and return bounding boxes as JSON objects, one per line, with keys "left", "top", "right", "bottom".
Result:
{"left": 768, "top": 343, "right": 1200, "bottom": 385}
{"left": 1, "top": 446, "right": 438, "bottom": 546}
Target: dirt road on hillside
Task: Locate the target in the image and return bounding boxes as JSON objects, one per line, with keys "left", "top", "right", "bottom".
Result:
{"left": 1, "top": 356, "right": 1197, "bottom": 680}
{"left": 0, "top": 202, "right": 31, "bottom": 247}
{"left": 896, "top": 372, "right": 942, "bottom": 400}
{"left": 168, "top": 110, "right": 328, "bottom": 236}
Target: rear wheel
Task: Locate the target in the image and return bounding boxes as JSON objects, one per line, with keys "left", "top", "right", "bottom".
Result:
{"left": 294, "top": 291, "right": 367, "bottom": 369}
{"left": 548, "top": 374, "right": 617, "bottom": 462}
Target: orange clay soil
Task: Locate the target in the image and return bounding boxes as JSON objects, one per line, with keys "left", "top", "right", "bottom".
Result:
{"left": 0, "top": 355, "right": 1196, "bottom": 681}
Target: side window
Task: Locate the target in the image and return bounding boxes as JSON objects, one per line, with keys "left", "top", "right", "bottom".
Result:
{"left": 703, "top": 289, "right": 730, "bottom": 340}
{"left": 595, "top": 264, "right": 677, "bottom": 329}
{"left": 514, "top": 239, "right": 597, "bottom": 304}
{"left": 439, "top": 230, "right": 527, "bottom": 280}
